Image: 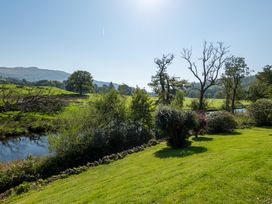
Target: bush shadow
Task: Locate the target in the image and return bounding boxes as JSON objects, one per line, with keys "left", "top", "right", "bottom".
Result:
{"left": 154, "top": 146, "right": 207, "bottom": 159}
{"left": 210, "top": 131, "right": 242, "bottom": 136}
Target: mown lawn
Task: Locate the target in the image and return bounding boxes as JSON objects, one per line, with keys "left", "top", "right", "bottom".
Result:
{"left": 3, "top": 128, "right": 272, "bottom": 204}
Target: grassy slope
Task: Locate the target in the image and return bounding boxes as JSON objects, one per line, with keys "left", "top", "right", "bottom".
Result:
{"left": 4, "top": 128, "right": 272, "bottom": 204}
{"left": 0, "top": 85, "right": 78, "bottom": 137}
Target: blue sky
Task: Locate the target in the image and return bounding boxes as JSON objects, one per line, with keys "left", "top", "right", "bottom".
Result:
{"left": 0, "top": 0, "right": 271, "bottom": 88}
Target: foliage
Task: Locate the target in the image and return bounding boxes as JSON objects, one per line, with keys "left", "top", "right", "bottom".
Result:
{"left": 94, "top": 89, "right": 127, "bottom": 128}
{"left": 0, "top": 157, "right": 40, "bottom": 193}
{"left": 248, "top": 80, "right": 271, "bottom": 101}
{"left": 189, "top": 99, "right": 209, "bottom": 111}
{"left": 155, "top": 106, "right": 197, "bottom": 148}
{"left": 0, "top": 112, "right": 56, "bottom": 138}
{"left": 170, "top": 90, "right": 185, "bottom": 109}
{"left": 130, "top": 88, "right": 154, "bottom": 129}
{"left": 234, "top": 112, "right": 255, "bottom": 128}
{"left": 48, "top": 90, "right": 154, "bottom": 176}
{"left": 248, "top": 65, "right": 272, "bottom": 101}
{"left": 256, "top": 65, "right": 272, "bottom": 84}
{"left": 66, "top": 70, "right": 93, "bottom": 95}
{"left": 0, "top": 77, "right": 66, "bottom": 89}
{"left": 0, "top": 84, "right": 68, "bottom": 113}
{"left": 222, "top": 56, "right": 250, "bottom": 113}
{"left": 248, "top": 99, "right": 272, "bottom": 126}
{"left": 206, "top": 111, "right": 237, "bottom": 133}
{"left": 193, "top": 111, "right": 207, "bottom": 138}
{"left": 118, "top": 83, "right": 134, "bottom": 95}
{"left": 149, "top": 54, "right": 186, "bottom": 104}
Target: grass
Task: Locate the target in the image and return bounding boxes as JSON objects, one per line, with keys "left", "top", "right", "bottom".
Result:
{"left": 183, "top": 97, "right": 250, "bottom": 110}
{"left": 0, "top": 85, "right": 80, "bottom": 137}
{"left": 3, "top": 127, "right": 272, "bottom": 204}
{"left": 0, "top": 84, "right": 251, "bottom": 137}
{"left": 0, "top": 84, "right": 73, "bottom": 96}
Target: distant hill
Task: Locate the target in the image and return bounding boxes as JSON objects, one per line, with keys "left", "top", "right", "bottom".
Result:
{"left": 0, "top": 67, "right": 69, "bottom": 82}
{"left": 0, "top": 67, "right": 119, "bottom": 88}
{"left": 186, "top": 75, "right": 256, "bottom": 98}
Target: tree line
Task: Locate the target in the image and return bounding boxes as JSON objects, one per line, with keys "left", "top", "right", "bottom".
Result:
{"left": 149, "top": 41, "right": 272, "bottom": 112}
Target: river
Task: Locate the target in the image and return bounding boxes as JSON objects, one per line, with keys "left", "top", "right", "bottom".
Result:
{"left": 0, "top": 135, "right": 50, "bottom": 162}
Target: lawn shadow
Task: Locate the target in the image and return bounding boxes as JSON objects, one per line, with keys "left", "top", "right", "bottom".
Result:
{"left": 192, "top": 137, "right": 213, "bottom": 142}
{"left": 154, "top": 146, "right": 207, "bottom": 159}
{"left": 212, "top": 131, "right": 242, "bottom": 136}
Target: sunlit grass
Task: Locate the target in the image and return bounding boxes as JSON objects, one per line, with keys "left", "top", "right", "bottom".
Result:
{"left": 4, "top": 128, "right": 272, "bottom": 204}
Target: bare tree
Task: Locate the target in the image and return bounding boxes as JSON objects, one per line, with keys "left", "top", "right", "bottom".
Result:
{"left": 181, "top": 41, "right": 229, "bottom": 110}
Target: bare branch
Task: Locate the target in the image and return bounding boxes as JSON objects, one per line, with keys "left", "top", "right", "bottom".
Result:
{"left": 181, "top": 41, "right": 230, "bottom": 110}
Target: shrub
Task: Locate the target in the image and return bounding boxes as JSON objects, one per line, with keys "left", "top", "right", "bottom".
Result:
{"left": 189, "top": 99, "right": 209, "bottom": 111}
{"left": 234, "top": 112, "right": 254, "bottom": 128}
{"left": 94, "top": 89, "right": 127, "bottom": 129}
{"left": 193, "top": 111, "right": 207, "bottom": 138}
{"left": 206, "top": 111, "right": 237, "bottom": 133}
{"left": 248, "top": 99, "right": 272, "bottom": 126}
{"left": 130, "top": 88, "right": 154, "bottom": 129}
{"left": 15, "top": 182, "right": 31, "bottom": 195}
{"left": 155, "top": 106, "right": 197, "bottom": 148}
{"left": 0, "top": 157, "right": 40, "bottom": 193}
{"left": 126, "top": 125, "right": 153, "bottom": 148}
{"left": 170, "top": 90, "right": 185, "bottom": 110}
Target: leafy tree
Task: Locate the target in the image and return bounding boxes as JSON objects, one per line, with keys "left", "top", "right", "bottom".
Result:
{"left": 221, "top": 76, "right": 232, "bottom": 111}
{"left": 118, "top": 83, "right": 134, "bottom": 95}
{"left": 66, "top": 70, "right": 93, "bottom": 95}
{"left": 256, "top": 65, "right": 272, "bottom": 84}
{"left": 248, "top": 99, "right": 272, "bottom": 126}
{"left": 94, "top": 89, "right": 127, "bottom": 129}
{"left": 181, "top": 41, "right": 229, "bottom": 110}
{"left": 222, "top": 56, "right": 249, "bottom": 113}
{"left": 248, "top": 81, "right": 271, "bottom": 101}
{"left": 109, "top": 82, "right": 115, "bottom": 90}
{"left": 149, "top": 54, "right": 187, "bottom": 104}
{"left": 130, "top": 87, "right": 154, "bottom": 129}
{"left": 127, "top": 88, "right": 154, "bottom": 146}
{"left": 149, "top": 54, "right": 178, "bottom": 104}
{"left": 248, "top": 65, "right": 272, "bottom": 101}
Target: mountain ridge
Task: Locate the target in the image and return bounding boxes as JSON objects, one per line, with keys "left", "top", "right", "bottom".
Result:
{"left": 0, "top": 67, "right": 119, "bottom": 88}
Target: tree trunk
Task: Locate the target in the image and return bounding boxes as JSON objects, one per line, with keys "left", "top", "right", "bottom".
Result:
{"left": 195, "top": 130, "right": 198, "bottom": 139}
{"left": 231, "top": 85, "right": 237, "bottom": 113}
{"left": 199, "top": 87, "right": 205, "bottom": 111}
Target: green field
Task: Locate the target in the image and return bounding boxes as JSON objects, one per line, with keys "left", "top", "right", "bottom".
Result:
{"left": 4, "top": 127, "right": 272, "bottom": 204}
{"left": 0, "top": 84, "right": 251, "bottom": 137}
{"left": 0, "top": 85, "right": 82, "bottom": 137}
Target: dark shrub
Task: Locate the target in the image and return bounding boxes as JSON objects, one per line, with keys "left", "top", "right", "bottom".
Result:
{"left": 155, "top": 106, "right": 197, "bottom": 148}
{"left": 193, "top": 111, "right": 207, "bottom": 138}
{"left": 248, "top": 99, "right": 272, "bottom": 126}
{"left": 206, "top": 111, "right": 237, "bottom": 133}
{"left": 126, "top": 124, "right": 153, "bottom": 148}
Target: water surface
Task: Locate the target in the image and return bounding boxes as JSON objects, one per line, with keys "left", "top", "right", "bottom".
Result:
{"left": 0, "top": 135, "right": 49, "bottom": 162}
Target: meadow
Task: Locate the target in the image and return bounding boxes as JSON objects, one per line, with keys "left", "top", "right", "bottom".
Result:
{"left": 0, "top": 84, "right": 251, "bottom": 138}
{"left": 3, "top": 127, "right": 272, "bottom": 204}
